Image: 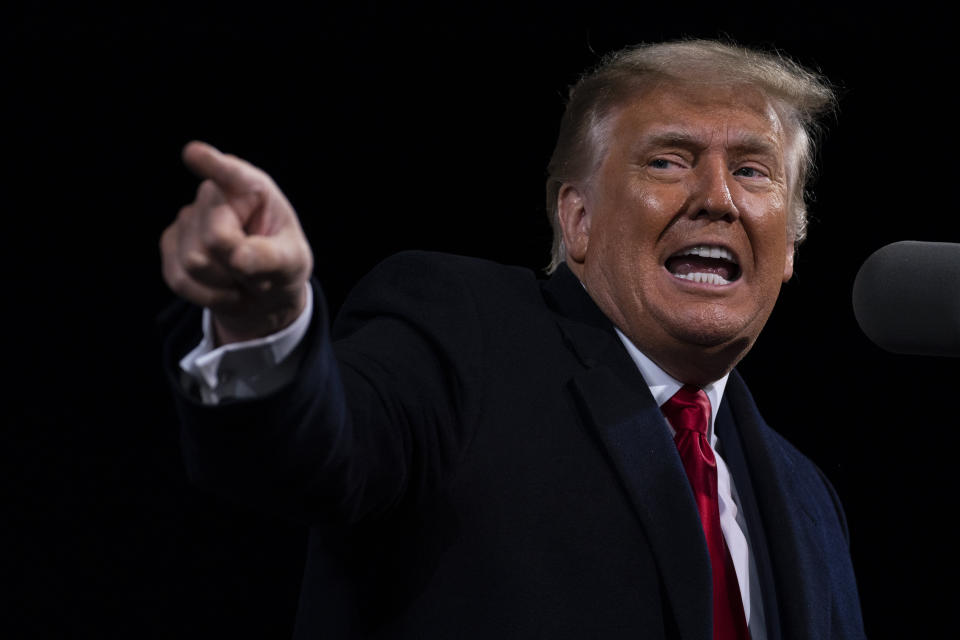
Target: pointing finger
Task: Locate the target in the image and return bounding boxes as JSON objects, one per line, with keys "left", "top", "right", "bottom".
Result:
{"left": 182, "top": 141, "right": 264, "bottom": 196}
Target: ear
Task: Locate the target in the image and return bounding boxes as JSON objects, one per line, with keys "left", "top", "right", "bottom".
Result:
{"left": 557, "top": 183, "right": 591, "bottom": 265}
{"left": 782, "top": 239, "right": 795, "bottom": 283}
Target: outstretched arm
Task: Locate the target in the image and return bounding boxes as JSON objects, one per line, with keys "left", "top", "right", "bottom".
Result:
{"left": 159, "top": 148, "right": 483, "bottom": 524}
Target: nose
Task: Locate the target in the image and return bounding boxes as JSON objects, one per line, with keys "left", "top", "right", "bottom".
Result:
{"left": 693, "top": 158, "right": 739, "bottom": 223}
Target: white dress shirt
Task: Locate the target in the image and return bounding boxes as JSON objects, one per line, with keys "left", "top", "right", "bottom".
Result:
{"left": 179, "top": 290, "right": 766, "bottom": 637}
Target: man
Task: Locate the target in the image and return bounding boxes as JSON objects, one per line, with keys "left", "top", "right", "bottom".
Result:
{"left": 160, "top": 40, "right": 865, "bottom": 638}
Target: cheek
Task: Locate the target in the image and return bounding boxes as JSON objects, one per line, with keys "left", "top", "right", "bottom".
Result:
{"left": 740, "top": 188, "right": 786, "bottom": 224}
{"left": 746, "top": 194, "right": 790, "bottom": 255}
{"left": 636, "top": 181, "right": 689, "bottom": 215}
{"left": 606, "top": 184, "right": 688, "bottom": 248}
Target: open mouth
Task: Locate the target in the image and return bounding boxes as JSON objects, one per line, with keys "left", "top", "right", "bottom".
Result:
{"left": 664, "top": 245, "right": 741, "bottom": 285}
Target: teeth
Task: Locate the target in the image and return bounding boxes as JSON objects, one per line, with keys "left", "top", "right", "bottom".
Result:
{"left": 676, "top": 245, "right": 736, "bottom": 263}
{"left": 673, "top": 272, "right": 731, "bottom": 285}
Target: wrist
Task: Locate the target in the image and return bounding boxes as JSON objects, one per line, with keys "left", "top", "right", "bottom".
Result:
{"left": 212, "top": 284, "right": 309, "bottom": 345}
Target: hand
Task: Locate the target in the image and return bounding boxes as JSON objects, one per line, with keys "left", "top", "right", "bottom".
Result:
{"left": 161, "top": 141, "right": 313, "bottom": 344}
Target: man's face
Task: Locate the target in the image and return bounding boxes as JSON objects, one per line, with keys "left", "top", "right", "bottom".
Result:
{"left": 559, "top": 82, "right": 795, "bottom": 384}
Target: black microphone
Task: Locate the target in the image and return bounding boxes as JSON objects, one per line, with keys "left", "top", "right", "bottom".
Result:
{"left": 852, "top": 241, "right": 960, "bottom": 357}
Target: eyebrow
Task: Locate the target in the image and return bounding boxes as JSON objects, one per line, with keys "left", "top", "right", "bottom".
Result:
{"left": 727, "top": 132, "right": 782, "bottom": 158}
{"left": 641, "top": 130, "right": 708, "bottom": 152}
{"left": 640, "top": 129, "right": 782, "bottom": 158}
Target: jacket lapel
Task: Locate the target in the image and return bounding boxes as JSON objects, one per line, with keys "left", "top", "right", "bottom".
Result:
{"left": 542, "top": 266, "right": 713, "bottom": 640}
{"left": 715, "top": 397, "right": 782, "bottom": 640}
{"left": 724, "top": 372, "right": 831, "bottom": 640}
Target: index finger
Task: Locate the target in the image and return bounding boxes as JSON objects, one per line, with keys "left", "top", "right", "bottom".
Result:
{"left": 182, "top": 141, "right": 262, "bottom": 196}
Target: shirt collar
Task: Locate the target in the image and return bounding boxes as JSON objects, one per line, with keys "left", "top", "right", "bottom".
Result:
{"left": 614, "top": 327, "right": 728, "bottom": 448}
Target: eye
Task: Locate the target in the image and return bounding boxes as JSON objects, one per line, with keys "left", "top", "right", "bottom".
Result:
{"left": 649, "top": 156, "right": 687, "bottom": 170}
{"left": 733, "top": 166, "right": 768, "bottom": 179}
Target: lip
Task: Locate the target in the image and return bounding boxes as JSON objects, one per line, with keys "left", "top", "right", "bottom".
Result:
{"left": 665, "top": 242, "right": 742, "bottom": 267}
{"left": 661, "top": 266, "right": 743, "bottom": 290}
{"left": 662, "top": 242, "right": 744, "bottom": 288}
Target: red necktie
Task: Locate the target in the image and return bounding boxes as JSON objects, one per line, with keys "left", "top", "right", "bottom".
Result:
{"left": 661, "top": 385, "right": 750, "bottom": 640}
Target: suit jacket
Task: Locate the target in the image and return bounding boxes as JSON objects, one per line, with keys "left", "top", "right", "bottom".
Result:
{"left": 162, "top": 251, "right": 865, "bottom": 639}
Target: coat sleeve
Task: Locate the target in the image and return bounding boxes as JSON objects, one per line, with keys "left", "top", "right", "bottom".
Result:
{"left": 161, "top": 251, "right": 486, "bottom": 524}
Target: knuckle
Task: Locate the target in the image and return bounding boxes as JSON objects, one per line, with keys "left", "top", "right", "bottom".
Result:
{"left": 164, "top": 266, "right": 188, "bottom": 295}
{"left": 203, "top": 232, "right": 231, "bottom": 254}
{"left": 201, "top": 215, "right": 234, "bottom": 252}
{"left": 252, "top": 278, "right": 274, "bottom": 294}
{"left": 196, "top": 179, "right": 220, "bottom": 202}
{"left": 200, "top": 225, "right": 224, "bottom": 250}
{"left": 182, "top": 250, "right": 210, "bottom": 275}
{"left": 176, "top": 205, "right": 195, "bottom": 224}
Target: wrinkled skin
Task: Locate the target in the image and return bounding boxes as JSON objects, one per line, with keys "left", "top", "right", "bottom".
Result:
{"left": 559, "top": 83, "right": 795, "bottom": 385}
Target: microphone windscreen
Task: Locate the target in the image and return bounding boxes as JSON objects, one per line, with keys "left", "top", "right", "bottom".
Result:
{"left": 852, "top": 241, "right": 960, "bottom": 357}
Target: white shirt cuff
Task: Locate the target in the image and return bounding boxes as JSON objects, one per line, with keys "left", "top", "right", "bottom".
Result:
{"left": 178, "top": 284, "right": 314, "bottom": 404}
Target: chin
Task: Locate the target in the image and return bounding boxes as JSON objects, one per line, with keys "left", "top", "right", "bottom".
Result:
{"left": 672, "top": 326, "right": 744, "bottom": 349}
{"left": 663, "top": 306, "right": 754, "bottom": 348}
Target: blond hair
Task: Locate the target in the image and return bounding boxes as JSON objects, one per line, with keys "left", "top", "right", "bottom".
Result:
{"left": 545, "top": 39, "right": 836, "bottom": 273}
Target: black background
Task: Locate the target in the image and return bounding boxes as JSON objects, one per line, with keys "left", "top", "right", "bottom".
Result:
{"left": 6, "top": 3, "right": 958, "bottom": 638}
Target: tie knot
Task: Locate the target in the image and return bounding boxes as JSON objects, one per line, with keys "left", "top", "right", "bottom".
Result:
{"left": 661, "top": 384, "right": 711, "bottom": 437}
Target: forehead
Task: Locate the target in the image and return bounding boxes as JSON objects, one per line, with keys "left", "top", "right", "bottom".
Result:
{"left": 607, "top": 82, "right": 787, "bottom": 153}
